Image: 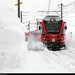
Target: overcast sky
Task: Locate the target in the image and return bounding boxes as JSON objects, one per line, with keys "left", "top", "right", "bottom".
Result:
{"left": 0, "top": 0, "right": 75, "bottom": 10}
{"left": 0, "top": 0, "right": 75, "bottom": 14}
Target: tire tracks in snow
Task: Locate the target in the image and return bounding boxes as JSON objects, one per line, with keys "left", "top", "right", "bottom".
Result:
{"left": 44, "top": 48, "right": 75, "bottom": 72}
{"left": 27, "top": 47, "right": 75, "bottom": 72}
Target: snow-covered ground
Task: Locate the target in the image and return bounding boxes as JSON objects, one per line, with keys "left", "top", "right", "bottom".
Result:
{"left": 0, "top": 7, "right": 75, "bottom": 73}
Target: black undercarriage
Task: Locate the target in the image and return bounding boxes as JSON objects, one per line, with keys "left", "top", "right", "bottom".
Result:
{"left": 43, "top": 42, "right": 66, "bottom": 51}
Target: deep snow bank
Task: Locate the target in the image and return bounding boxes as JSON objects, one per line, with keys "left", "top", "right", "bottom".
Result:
{"left": 0, "top": 7, "right": 25, "bottom": 32}
{"left": 0, "top": 25, "right": 25, "bottom": 50}
{"left": 66, "top": 25, "right": 75, "bottom": 49}
{"left": 0, "top": 8, "right": 28, "bottom": 72}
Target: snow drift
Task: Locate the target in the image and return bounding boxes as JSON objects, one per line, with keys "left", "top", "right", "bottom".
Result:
{"left": 0, "top": 8, "right": 28, "bottom": 72}
{"left": 0, "top": 7, "right": 25, "bottom": 32}
{"left": 66, "top": 25, "right": 75, "bottom": 49}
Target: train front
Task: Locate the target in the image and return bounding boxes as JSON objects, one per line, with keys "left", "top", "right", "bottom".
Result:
{"left": 39, "top": 15, "right": 67, "bottom": 50}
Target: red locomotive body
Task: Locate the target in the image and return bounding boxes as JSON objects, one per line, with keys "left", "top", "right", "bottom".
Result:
{"left": 25, "top": 15, "right": 67, "bottom": 50}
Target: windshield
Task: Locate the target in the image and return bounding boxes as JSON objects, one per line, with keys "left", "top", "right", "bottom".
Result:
{"left": 44, "top": 20, "right": 62, "bottom": 34}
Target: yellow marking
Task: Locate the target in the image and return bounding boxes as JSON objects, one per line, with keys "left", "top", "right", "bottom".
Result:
{"left": 15, "top": 2, "right": 23, "bottom": 6}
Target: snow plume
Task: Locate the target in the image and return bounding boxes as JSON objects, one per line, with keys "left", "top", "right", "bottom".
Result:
{"left": 27, "top": 34, "right": 44, "bottom": 51}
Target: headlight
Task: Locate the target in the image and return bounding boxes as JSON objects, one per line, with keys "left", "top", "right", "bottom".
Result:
{"left": 52, "top": 38, "right": 55, "bottom": 42}
{"left": 43, "top": 38, "right": 45, "bottom": 40}
{"left": 61, "top": 38, "right": 64, "bottom": 40}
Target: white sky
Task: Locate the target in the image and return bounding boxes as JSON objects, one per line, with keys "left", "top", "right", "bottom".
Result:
{"left": 0, "top": 0, "right": 75, "bottom": 12}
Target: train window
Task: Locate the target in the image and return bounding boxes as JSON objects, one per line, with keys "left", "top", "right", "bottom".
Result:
{"left": 40, "top": 27, "right": 44, "bottom": 35}
{"left": 62, "top": 27, "right": 65, "bottom": 35}
{"left": 62, "top": 29, "right": 65, "bottom": 35}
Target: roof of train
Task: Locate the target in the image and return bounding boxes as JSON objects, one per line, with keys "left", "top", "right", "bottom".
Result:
{"left": 43, "top": 15, "right": 61, "bottom": 21}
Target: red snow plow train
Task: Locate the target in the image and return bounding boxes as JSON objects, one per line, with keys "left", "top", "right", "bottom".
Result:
{"left": 25, "top": 15, "right": 67, "bottom": 50}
